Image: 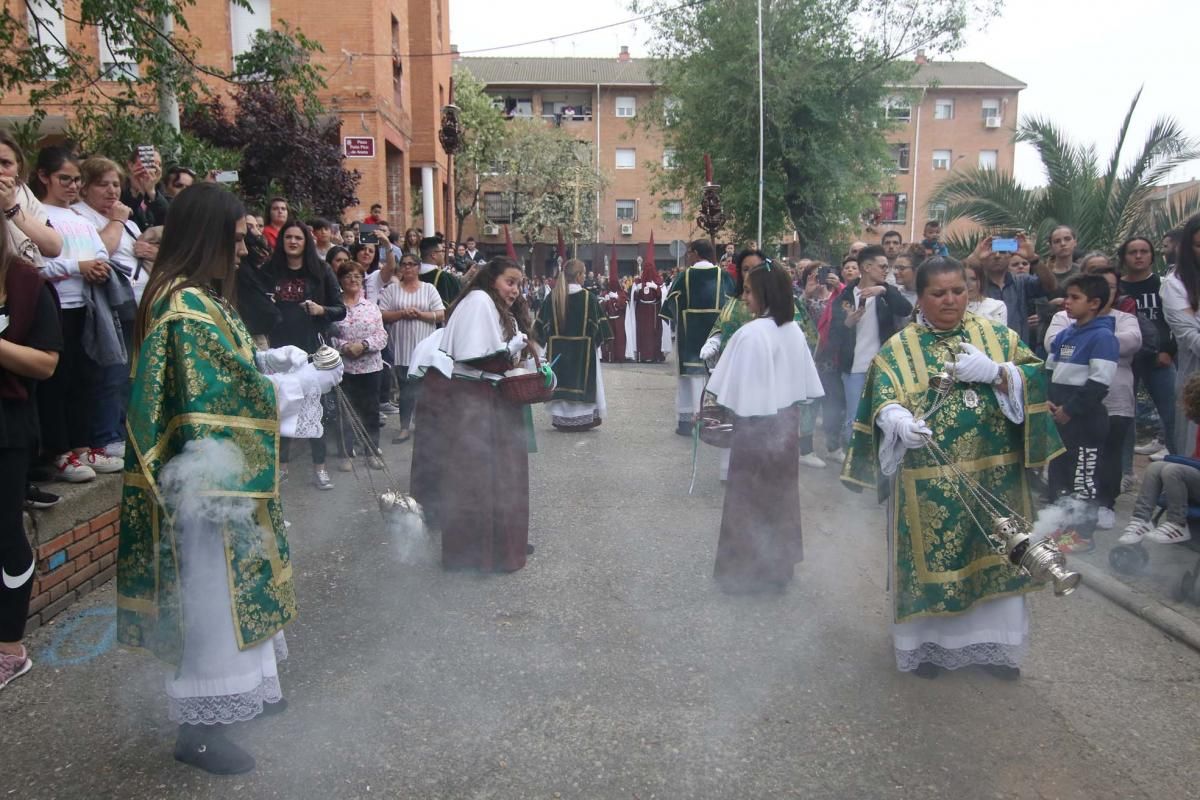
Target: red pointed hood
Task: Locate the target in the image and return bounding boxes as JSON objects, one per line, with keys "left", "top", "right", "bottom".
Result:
{"left": 503, "top": 225, "right": 517, "bottom": 260}
{"left": 640, "top": 232, "right": 658, "bottom": 283}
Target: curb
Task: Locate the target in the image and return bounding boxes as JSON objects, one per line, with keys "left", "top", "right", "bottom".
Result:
{"left": 1073, "top": 559, "right": 1200, "bottom": 653}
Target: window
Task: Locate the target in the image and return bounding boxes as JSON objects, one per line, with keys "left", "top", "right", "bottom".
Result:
{"left": 99, "top": 25, "right": 139, "bottom": 79}
{"left": 982, "top": 98, "right": 1001, "bottom": 122}
{"left": 928, "top": 202, "right": 948, "bottom": 225}
{"left": 663, "top": 96, "right": 681, "bottom": 124}
{"left": 615, "top": 148, "right": 636, "bottom": 170}
{"left": 26, "top": 0, "right": 68, "bottom": 72}
{"left": 230, "top": 0, "right": 271, "bottom": 59}
{"left": 661, "top": 200, "right": 683, "bottom": 221}
{"left": 978, "top": 150, "right": 998, "bottom": 171}
{"left": 391, "top": 16, "right": 403, "bottom": 108}
{"left": 885, "top": 96, "right": 911, "bottom": 122}
{"left": 891, "top": 143, "right": 911, "bottom": 172}
{"left": 615, "top": 96, "right": 636, "bottom": 118}
{"left": 616, "top": 200, "right": 637, "bottom": 220}
{"left": 492, "top": 95, "right": 533, "bottom": 117}
{"left": 878, "top": 193, "right": 908, "bottom": 224}
{"left": 662, "top": 149, "right": 677, "bottom": 169}
{"left": 483, "top": 192, "right": 512, "bottom": 222}
{"left": 932, "top": 149, "right": 952, "bottom": 170}
{"left": 934, "top": 98, "right": 954, "bottom": 120}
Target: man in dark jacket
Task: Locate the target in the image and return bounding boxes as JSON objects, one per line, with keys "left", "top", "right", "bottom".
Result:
{"left": 829, "top": 245, "right": 912, "bottom": 445}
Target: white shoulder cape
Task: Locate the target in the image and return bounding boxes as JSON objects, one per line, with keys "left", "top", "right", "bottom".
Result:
{"left": 706, "top": 318, "right": 824, "bottom": 417}
{"left": 440, "top": 289, "right": 506, "bottom": 362}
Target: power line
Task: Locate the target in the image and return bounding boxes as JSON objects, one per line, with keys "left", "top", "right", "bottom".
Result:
{"left": 342, "top": 0, "right": 711, "bottom": 60}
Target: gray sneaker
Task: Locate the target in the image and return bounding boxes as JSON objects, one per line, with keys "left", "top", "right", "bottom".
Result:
{"left": 313, "top": 468, "right": 334, "bottom": 491}
{"left": 0, "top": 646, "right": 32, "bottom": 691}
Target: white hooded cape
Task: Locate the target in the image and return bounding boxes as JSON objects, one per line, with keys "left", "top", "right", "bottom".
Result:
{"left": 705, "top": 317, "right": 824, "bottom": 417}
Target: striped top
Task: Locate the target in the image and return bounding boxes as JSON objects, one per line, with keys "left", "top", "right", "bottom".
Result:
{"left": 378, "top": 281, "right": 445, "bottom": 366}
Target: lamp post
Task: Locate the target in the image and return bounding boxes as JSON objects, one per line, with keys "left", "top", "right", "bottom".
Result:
{"left": 438, "top": 102, "right": 464, "bottom": 245}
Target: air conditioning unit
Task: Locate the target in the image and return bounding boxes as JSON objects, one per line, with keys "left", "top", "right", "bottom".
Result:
{"left": 620, "top": 223, "right": 634, "bottom": 236}
{"left": 482, "top": 223, "right": 501, "bottom": 236}
{"left": 985, "top": 115, "right": 1002, "bottom": 128}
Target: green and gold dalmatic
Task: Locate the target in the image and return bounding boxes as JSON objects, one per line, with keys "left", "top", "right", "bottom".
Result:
{"left": 710, "top": 296, "right": 818, "bottom": 350}
{"left": 841, "top": 314, "right": 1064, "bottom": 623}
{"left": 117, "top": 286, "right": 296, "bottom": 665}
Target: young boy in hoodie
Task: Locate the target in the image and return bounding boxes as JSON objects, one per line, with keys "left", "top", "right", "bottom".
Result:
{"left": 1045, "top": 274, "right": 1120, "bottom": 552}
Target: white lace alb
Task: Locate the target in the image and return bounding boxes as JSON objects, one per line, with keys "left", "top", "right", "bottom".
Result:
{"left": 895, "top": 640, "right": 1028, "bottom": 672}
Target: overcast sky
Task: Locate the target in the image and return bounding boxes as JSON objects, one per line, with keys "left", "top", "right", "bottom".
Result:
{"left": 450, "top": 0, "right": 1200, "bottom": 188}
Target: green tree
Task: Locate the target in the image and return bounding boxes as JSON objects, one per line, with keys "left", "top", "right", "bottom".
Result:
{"left": 631, "top": 0, "right": 995, "bottom": 247}
{"left": 933, "top": 89, "right": 1200, "bottom": 257}
{"left": 451, "top": 67, "right": 509, "bottom": 234}
{"left": 488, "top": 119, "right": 606, "bottom": 247}
{"left": 5, "top": 3, "right": 325, "bottom": 147}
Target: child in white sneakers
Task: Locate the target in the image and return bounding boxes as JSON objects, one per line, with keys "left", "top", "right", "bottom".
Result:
{"left": 1120, "top": 373, "right": 1200, "bottom": 545}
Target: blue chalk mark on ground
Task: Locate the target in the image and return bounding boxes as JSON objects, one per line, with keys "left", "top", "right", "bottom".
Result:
{"left": 38, "top": 606, "right": 117, "bottom": 667}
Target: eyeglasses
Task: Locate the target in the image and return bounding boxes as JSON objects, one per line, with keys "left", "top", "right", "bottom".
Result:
{"left": 54, "top": 174, "right": 82, "bottom": 186}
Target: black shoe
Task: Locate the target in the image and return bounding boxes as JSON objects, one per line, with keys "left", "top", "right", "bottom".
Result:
{"left": 982, "top": 664, "right": 1020, "bottom": 681}
{"left": 260, "top": 698, "right": 288, "bottom": 717}
{"left": 174, "top": 725, "right": 256, "bottom": 774}
{"left": 25, "top": 483, "right": 60, "bottom": 509}
{"left": 675, "top": 421, "right": 692, "bottom": 437}
{"left": 525, "top": 543, "right": 535, "bottom": 555}
{"left": 913, "top": 662, "right": 940, "bottom": 680}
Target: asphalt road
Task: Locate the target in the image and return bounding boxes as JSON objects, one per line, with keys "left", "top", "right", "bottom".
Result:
{"left": 4, "top": 362, "right": 1200, "bottom": 799}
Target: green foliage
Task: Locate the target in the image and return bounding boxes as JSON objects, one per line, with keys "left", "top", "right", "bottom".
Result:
{"left": 6, "top": 2, "right": 325, "bottom": 133}
{"left": 67, "top": 105, "right": 241, "bottom": 173}
{"left": 486, "top": 119, "right": 606, "bottom": 245}
{"left": 632, "top": 0, "right": 995, "bottom": 246}
{"left": 931, "top": 89, "right": 1200, "bottom": 255}
{"left": 452, "top": 67, "right": 509, "bottom": 230}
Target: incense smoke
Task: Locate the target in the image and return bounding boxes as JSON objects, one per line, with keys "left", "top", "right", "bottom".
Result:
{"left": 1030, "top": 495, "right": 1092, "bottom": 542}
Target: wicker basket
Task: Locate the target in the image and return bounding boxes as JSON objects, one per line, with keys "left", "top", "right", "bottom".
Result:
{"left": 498, "top": 353, "right": 555, "bottom": 405}
{"left": 697, "top": 392, "right": 732, "bottom": 448}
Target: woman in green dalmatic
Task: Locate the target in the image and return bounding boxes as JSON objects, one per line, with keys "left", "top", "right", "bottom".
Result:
{"left": 535, "top": 259, "right": 612, "bottom": 431}
{"left": 117, "top": 185, "right": 342, "bottom": 773}
{"left": 841, "top": 257, "right": 1062, "bottom": 680}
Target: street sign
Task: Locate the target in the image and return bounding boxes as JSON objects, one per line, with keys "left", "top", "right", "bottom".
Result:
{"left": 669, "top": 239, "right": 687, "bottom": 258}
{"left": 343, "top": 137, "right": 376, "bottom": 158}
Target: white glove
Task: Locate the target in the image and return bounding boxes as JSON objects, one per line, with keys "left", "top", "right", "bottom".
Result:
{"left": 897, "top": 415, "right": 933, "bottom": 449}
{"left": 951, "top": 342, "right": 1000, "bottom": 384}
{"left": 699, "top": 335, "right": 721, "bottom": 368}
{"left": 258, "top": 345, "right": 309, "bottom": 374}
{"left": 506, "top": 332, "right": 528, "bottom": 357}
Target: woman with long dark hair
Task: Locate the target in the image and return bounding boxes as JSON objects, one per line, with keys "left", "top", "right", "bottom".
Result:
{"left": 409, "top": 257, "right": 536, "bottom": 572}
{"left": 1161, "top": 215, "right": 1200, "bottom": 456}
{"left": 119, "top": 183, "right": 341, "bottom": 773}
{"left": 33, "top": 146, "right": 123, "bottom": 481}
{"left": 534, "top": 258, "right": 611, "bottom": 431}
{"left": 266, "top": 220, "right": 346, "bottom": 488}
{"left": 0, "top": 197, "right": 62, "bottom": 690}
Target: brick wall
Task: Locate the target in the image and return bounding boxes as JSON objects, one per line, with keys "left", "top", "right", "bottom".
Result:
{"left": 25, "top": 505, "right": 120, "bottom": 631}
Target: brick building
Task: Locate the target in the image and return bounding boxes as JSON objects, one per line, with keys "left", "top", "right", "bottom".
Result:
{"left": 459, "top": 49, "right": 697, "bottom": 274}
{"left": 872, "top": 55, "right": 1026, "bottom": 245}
{"left": 3, "top": 0, "right": 454, "bottom": 228}
{"left": 459, "top": 50, "right": 1024, "bottom": 260}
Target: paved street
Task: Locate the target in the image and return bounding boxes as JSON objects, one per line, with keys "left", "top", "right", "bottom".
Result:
{"left": 4, "top": 362, "right": 1200, "bottom": 799}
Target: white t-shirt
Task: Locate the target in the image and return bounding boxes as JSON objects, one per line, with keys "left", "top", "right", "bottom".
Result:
{"left": 71, "top": 201, "right": 145, "bottom": 302}
{"left": 851, "top": 287, "right": 881, "bottom": 374}
{"left": 41, "top": 205, "right": 109, "bottom": 309}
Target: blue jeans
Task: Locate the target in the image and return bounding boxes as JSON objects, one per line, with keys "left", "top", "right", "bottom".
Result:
{"left": 90, "top": 362, "right": 128, "bottom": 448}
{"left": 841, "top": 372, "right": 868, "bottom": 446}
{"left": 1145, "top": 362, "right": 1178, "bottom": 453}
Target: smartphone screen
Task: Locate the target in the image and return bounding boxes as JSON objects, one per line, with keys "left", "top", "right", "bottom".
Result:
{"left": 991, "top": 237, "right": 1019, "bottom": 253}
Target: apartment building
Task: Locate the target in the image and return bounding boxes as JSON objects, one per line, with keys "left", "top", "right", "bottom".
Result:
{"left": 459, "top": 49, "right": 695, "bottom": 272}
{"left": 4, "top": 0, "right": 453, "bottom": 228}
{"left": 461, "top": 50, "right": 1024, "bottom": 260}
{"left": 872, "top": 55, "right": 1026, "bottom": 244}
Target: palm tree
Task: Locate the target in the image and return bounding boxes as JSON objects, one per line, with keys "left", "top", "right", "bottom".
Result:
{"left": 933, "top": 89, "right": 1199, "bottom": 258}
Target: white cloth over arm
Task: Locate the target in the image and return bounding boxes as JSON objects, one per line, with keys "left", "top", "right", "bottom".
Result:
{"left": 706, "top": 318, "right": 823, "bottom": 417}
{"left": 408, "top": 329, "right": 453, "bottom": 379}
{"left": 264, "top": 363, "right": 333, "bottom": 438}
